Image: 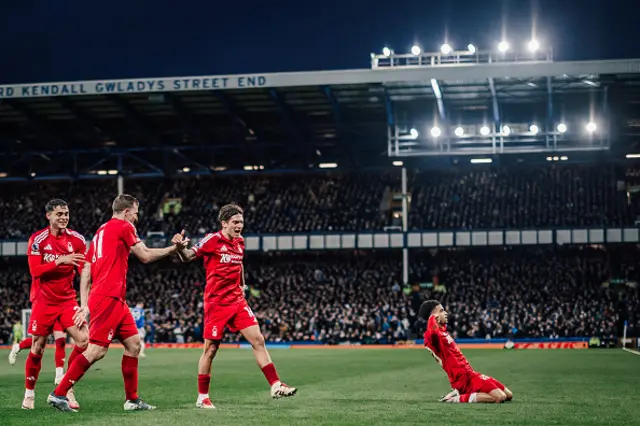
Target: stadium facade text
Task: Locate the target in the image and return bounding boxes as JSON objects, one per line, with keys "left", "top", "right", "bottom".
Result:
{"left": 0, "top": 75, "right": 268, "bottom": 99}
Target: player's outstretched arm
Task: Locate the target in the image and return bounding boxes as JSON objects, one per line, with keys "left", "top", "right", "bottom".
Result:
{"left": 131, "top": 240, "right": 186, "bottom": 264}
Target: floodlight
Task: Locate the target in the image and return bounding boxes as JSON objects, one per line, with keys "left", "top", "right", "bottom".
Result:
{"left": 440, "top": 43, "right": 452, "bottom": 54}
{"left": 411, "top": 45, "right": 421, "bottom": 56}
{"left": 498, "top": 41, "right": 509, "bottom": 52}
{"left": 431, "top": 126, "right": 442, "bottom": 137}
{"left": 467, "top": 44, "right": 476, "bottom": 54}
{"left": 530, "top": 125, "right": 539, "bottom": 134}
{"left": 455, "top": 127, "right": 464, "bottom": 137}
{"left": 586, "top": 122, "right": 597, "bottom": 133}
{"left": 410, "top": 128, "right": 419, "bottom": 138}
{"left": 502, "top": 126, "right": 511, "bottom": 136}
{"left": 528, "top": 39, "right": 540, "bottom": 52}
{"left": 480, "top": 126, "right": 491, "bottom": 136}
{"left": 382, "top": 47, "right": 391, "bottom": 57}
{"left": 557, "top": 123, "right": 567, "bottom": 133}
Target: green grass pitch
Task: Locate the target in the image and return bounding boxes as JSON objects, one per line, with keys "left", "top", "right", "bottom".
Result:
{"left": 1, "top": 347, "right": 639, "bottom": 425}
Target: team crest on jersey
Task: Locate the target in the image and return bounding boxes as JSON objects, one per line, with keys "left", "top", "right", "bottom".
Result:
{"left": 68, "top": 242, "right": 73, "bottom": 253}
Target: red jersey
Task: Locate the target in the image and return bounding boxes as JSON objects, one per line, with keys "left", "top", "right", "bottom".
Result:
{"left": 424, "top": 315, "right": 475, "bottom": 386}
{"left": 86, "top": 218, "right": 141, "bottom": 302}
{"left": 27, "top": 227, "right": 87, "bottom": 304}
{"left": 192, "top": 232, "right": 245, "bottom": 305}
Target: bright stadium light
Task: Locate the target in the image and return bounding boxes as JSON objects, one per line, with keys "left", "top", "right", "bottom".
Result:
{"left": 480, "top": 126, "right": 491, "bottom": 136}
{"left": 560, "top": 156, "right": 569, "bottom": 161}
{"left": 393, "top": 161, "right": 404, "bottom": 166}
{"left": 411, "top": 45, "right": 422, "bottom": 56}
{"left": 498, "top": 41, "right": 509, "bottom": 52}
{"left": 502, "top": 126, "right": 511, "bottom": 136}
{"left": 382, "top": 47, "right": 391, "bottom": 57}
{"left": 528, "top": 39, "right": 540, "bottom": 52}
{"left": 557, "top": 123, "right": 567, "bottom": 133}
{"left": 586, "top": 122, "right": 597, "bottom": 133}
{"left": 440, "top": 43, "right": 452, "bottom": 54}
{"left": 626, "top": 154, "right": 640, "bottom": 159}
{"left": 182, "top": 167, "right": 190, "bottom": 173}
{"left": 470, "top": 158, "right": 492, "bottom": 164}
{"left": 467, "top": 44, "right": 476, "bottom": 53}
{"left": 455, "top": 126, "right": 464, "bottom": 137}
{"left": 530, "top": 125, "right": 539, "bottom": 134}
{"left": 107, "top": 169, "right": 118, "bottom": 175}
{"left": 319, "top": 162, "right": 338, "bottom": 169}
{"left": 546, "top": 156, "right": 553, "bottom": 161}
{"left": 431, "top": 126, "right": 442, "bottom": 137}
{"left": 410, "top": 128, "right": 419, "bottom": 139}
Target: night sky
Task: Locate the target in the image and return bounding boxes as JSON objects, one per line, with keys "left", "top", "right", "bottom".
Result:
{"left": 0, "top": 0, "right": 638, "bottom": 84}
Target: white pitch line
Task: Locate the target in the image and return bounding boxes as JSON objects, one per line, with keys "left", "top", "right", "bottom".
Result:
{"left": 622, "top": 347, "right": 640, "bottom": 356}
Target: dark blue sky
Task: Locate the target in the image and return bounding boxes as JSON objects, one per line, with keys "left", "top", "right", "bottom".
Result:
{"left": 1, "top": 0, "right": 638, "bottom": 84}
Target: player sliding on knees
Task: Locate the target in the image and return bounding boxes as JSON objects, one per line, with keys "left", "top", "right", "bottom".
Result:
{"left": 48, "top": 194, "right": 189, "bottom": 413}
{"left": 172, "top": 204, "right": 297, "bottom": 409}
{"left": 419, "top": 300, "right": 513, "bottom": 404}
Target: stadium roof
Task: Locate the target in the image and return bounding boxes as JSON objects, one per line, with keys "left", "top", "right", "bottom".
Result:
{"left": 0, "top": 56, "right": 639, "bottom": 181}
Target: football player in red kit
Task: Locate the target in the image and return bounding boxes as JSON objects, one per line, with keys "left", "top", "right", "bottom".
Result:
{"left": 172, "top": 204, "right": 297, "bottom": 409}
{"left": 21, "top": 199, "right": 88, "bottom": 410}
{"left": 419, "top": 300, "right": 513, "bottom": 403}
{"left": 48, "top": 194, "right": 188, "bottom": 412}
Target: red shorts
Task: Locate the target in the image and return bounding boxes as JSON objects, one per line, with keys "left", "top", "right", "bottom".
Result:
{"left": 204, "top": 300, "right": 258, "bottom": 340}
{"left": 88, "top": 296, "right": 138, "bottom": 347}
{"left": 29, "top": 299, "right": 79, "bottom": 336}
{"left": 456, "top": 372, "right": 506, "bottom": 395}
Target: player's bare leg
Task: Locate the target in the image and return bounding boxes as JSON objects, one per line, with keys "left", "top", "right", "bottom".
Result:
{"left": 240, "top": 325, "right": 297, "bottom": 398}
{"left": 22, "top": 335, "right": 47, "bottom": 410}
{"left": 121, "top": 334, "right": 155, "bottom": 411}
{"left": 62, "top": 325, "right": 89, "bottom": 410}
{"left": 196, "top": 339, "right": 220, "bottom": 409}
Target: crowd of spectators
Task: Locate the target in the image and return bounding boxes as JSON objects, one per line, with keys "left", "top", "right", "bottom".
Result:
{"left": 1, "top": 164, "right": 639, "bottom": 240}
{"left": 1, "top": 246, "right": 637, "bottom": 345}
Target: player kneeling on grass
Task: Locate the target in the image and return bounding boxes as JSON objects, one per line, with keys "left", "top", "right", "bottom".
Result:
{"left": 419, "top": 300, "right": 513, "bottom": 404}
{"left": 172, "top": 204, "right": 297, "bottom": 409}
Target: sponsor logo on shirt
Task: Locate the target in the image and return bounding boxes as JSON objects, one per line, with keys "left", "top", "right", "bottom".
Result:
{"left": 43, "top": 253, "right": 61, "bottom": 263}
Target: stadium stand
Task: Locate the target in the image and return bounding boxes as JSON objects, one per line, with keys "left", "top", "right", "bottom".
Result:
{"left": 1, "top": 164, "right": 639, "bottom": 241}
{"left": 2, "top": 245, "right": 638, "bottom": 345}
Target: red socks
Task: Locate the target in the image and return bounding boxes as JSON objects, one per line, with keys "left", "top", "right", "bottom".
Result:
{"left": 19, "top": 338, "right": 32, "bottom": 350}
{"left": 121, "top": 355, "right": 139, "bottom": 401}
{"left": 67, "top": 345, "right": 87, "bottom": 369}
{"left": 198, "top": 374, "right": 211, "bottom": 395}
{"left": 25, "top": 352, "right": 43, "bottom": 390}
{"left": 54, "top": 354, "right": 91, "bottom": 396}
{"left": 54, "top": 338, "right": 66, "bottom": 368}
{"left": 261, "top": 363, "right": 280, "bottom": 386}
